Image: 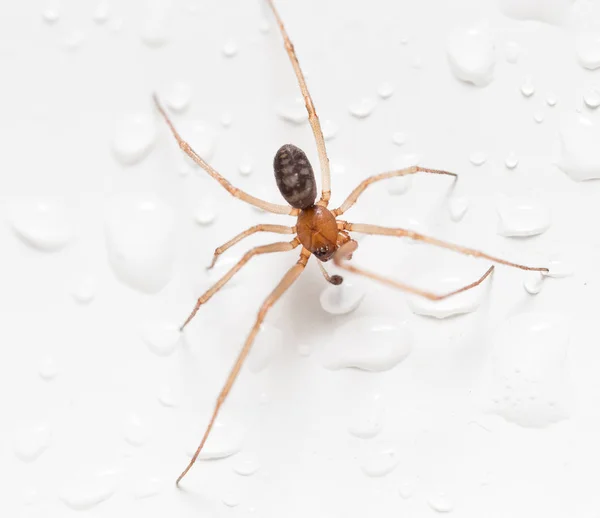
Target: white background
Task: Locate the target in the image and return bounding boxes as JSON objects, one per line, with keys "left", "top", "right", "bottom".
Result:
{"left": 2, "top": 0, "right": 600, "bottom": 516}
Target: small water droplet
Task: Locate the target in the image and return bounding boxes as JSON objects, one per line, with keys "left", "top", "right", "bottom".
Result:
{"left": 583, "top": 85, "right": 600, "bottom": 109}
{"left": 377, "top": 82, "right": 395, "bottom": 99}
{"left": 123, "top": 414, "right": 148, "bottom": 446}
{"left": 496, "top": 197, "right": 551, "bottom": 237}
{"left": 221, "top": 111, "right": 233, "bottom": 128}
{"left": 238, "top": 157, "right": 253, "bottom": 176}
{"left": 193, "top": 203, "right": 217, "bottom": 226}
{"left": 132, "top": 476, "right": 161, "bottom": 499}
{"left": 157, "top": 384, "right": 178, "bottom": 407}
{"left": 105, "top": 193, "right": 176, "bottom": 293}
{"left": 14, "top": 424, "right": 52, "bottom": 462}
{"left": 428, "top": 492, "right": 454, "bottom": 513}
{"left": 448, "top": 196, "right": 469, "bottom": 222}
{"left": 505, "top": 151, "right": 519, "bottom": 169}
{"left": 141, "top": 19, "right": 168, "bottom": 47}
{"left": 524, "top": 272, "right": 545, "bottom": 294}
{"left": 70, "top": 275, "right": 96, "bottom": 304}
{"left": 469, "top": 151, "right": 487, "bottom": 166}
{"left": 64, "top": 30, "right": 85, "bottom": 51}
{"left": 92, "top": 2, "right": 110, "bottom": 24}
{"left": 349, "top": 98, "right": 377, "bottom": 119}
{"left": 411, "top": 55, "right": 423, "bottom": 69}
{"left": 59, "top": 472, "right": 117, "bottom": 510}
{"left": 543, "top": 257, "right": 573, "bottom": 278}
{"left": 142, "top": 321, "right": 181, "bottom": 356}
{"left": 546, "top": 93, "right": 558, "bottom": 106}
{"left": 557, "top": 113, "right": 600, "bottom": 180}
{"left": 521, "top": 77, "right": 535, "bottom": 97}
{"left": 222, "top": 40, "right": 238, "bottom": 58}
{"left": 222, "top": 492, "right": 240, "bottom": 507}
{"left": 39, "top": 357, "right": 59, "bottom": 381}
{"left": 498, "top": 0, "right": 571, "bottom": 25}
{"left": 248, "top": 324, "right": 283, "bottom": 373}
{"left": 576, "top": 32, "right": 600, "bottom": 70}
{"left": 392, "top": 132, "right": 406, "bottom": 146}
{"left": 9, "top": 199, "right": 74, "bottom": 252}
{"left": 360, "top": 448, "right": 399, "bottom": 477}
{"left": 320, "top": 281, "right": 366, "bottom": 315}
{"left": 447, "top": 25, "right": 495, "bottom": 86}
{"left": 322, "top": 316, "right": 412, "bottom": 372}
{"left": 322, "top": 119, "right": 339, "bottom": 141}
{"left": 277, "top": 97, "right": 308, "bottom": 125}
{"left": 505, "top": 41, "right": 520, "bottom": 63}
{"left": 533, "top": 110, "right": 545, "bottom": 123}
{"left": 348, "top": 393, "right": 384, "bottom": 439}
{"left": 185, "top": 419, "right": 243, "bottom": 460}
{"left": 163, "top": 81, "right": 192, "bottom": 113}
{"left": 387, "top": 175, "right": 413, "bottom": 195}
{"left": 112, "top": 113, "right": 156, "bottom": 166}
{"left": 398, "top": 479, "right": 416, "bottom": 499}
{"left": 233, "top": 453, "right": 260, "bottom": 476}
{"left": 259, "top": 18, "right": 270, "bottom": 34}
{"left": 42, "top": 8, "right": 59, "bottom": 24}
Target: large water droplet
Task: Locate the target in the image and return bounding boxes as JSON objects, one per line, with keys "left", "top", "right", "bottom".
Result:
{"left": 485, "top": 312, "right": 571, "bottom": 428}
{"left": 14, "top": 424, "right": 51, "bottom": 462}
{"left": 322, "top": 317, "right": 412, "bottom": 372}
{"left": 164, "top": 81, "right": 192, "bottom": 113}
{"left": 496, "top": 197, "right": 551, "bottom": 237}
{"left": 277, "top": 97, "right": 308, "bottom": 125}
{"left": 9, "top": 199, "right": 73, "bottom": 252}
{"left": 557, "top": 113, "right": 600, "bottom": 180}
{"left": 348, "top": 393, "right": 384, "bottom": 439}
{"left": 59, "top": 472, "right": 117, "bottom": 510}
{"left": 360, "top": 448, "right": 399, "bottom": 477}
{"left": 105, "top": 193, "right": 176, "bottom": 293}
{"left": 498, "top": 0, "right": 571, "bottom": 25}
{"left": 407, "top": 267, "right": 490, "bottom": 319}
{"left": 576, "top": 32, "right": 600, "bottom": 70}
{"left": 447, "top": 25, "right": 495, "bottom": 87}
{"left": 112, "top": 113, "right": 157, "bottom": 166}
{"left": 348, "top": 98, "right": 377, "bottom": 119}
{"left": 319, "top": 281, "right": 366, "bottom": 315}
{"left": 142, "top": 321, "right": 181, "bottom": 356}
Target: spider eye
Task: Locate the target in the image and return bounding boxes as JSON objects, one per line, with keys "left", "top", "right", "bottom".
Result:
{"left": 314, "top": 246, "right": 330, "bottom": 260}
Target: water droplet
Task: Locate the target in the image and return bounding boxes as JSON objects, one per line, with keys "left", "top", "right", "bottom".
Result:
{"left": 220, "top": 112, "right": 233, "bottom": 128}
{"left": 447, "top": 25, "right": 495, "bottom": 87}
{"left": 108, "top": 17, "right": 123, "bottom": 33}
{"left": 322, "top": 119, "right": 339, "bottom": 141}
{"left": 469, "top": 151, "right": 487, "bottom": 166}
{"left": 486, "top": 312, "right": 571, "bottom": 428}
{"left": 277, "top": 97, "right": 307, "bottom": 125}
{"left": 349, "top": 98, "right": 376, "bottom": 119}
{"left": 524, "top": 272, "right": 544, "bottom": 295}
{"left": 14, "top": 424, "right": 51, "bottom": 462}
{"left": 496, "top": 197, "right": 551, "bottom": 237}
{"left": 320, "top": 281, "right": 366, "bottom": 315}
{"left": 521, "top": 77, "right": 535, "bottom": 98}
{"left": 39, "top": 357, "right": 59, "bottom": 381}
{"left": 64, "top": 30, "right": 85, "bottom": 51}
{"left": 387, "top": 175, "right": 413, "bottom": 195}
{"left": 377, "top": 82, "right": 395, "bottom": 99}
{"left": 428, "top": 492, "right": 454, "bottom": 513}
{"left": 123, "top": 414, "right": 148, "bottom": 446}
{"left": 504, "top": 151, "right": 519, "bottom": 169}
{"left": 248, "top": 324, "right": 283, "bottom": 373}
{"left": 392, "top": 132, "right": 406, "bottom": 146}
{"left": 233, "top": 453, "right": 260, "bottom": 476}
{"left": 498, "top": 0, "right": 571, "bottom": 25}
{"left": 360, "top": 448, "right": 399, "bottom": 477}
{"left": 398, "top": 479, "right": 416, "bottom": 499}
{"left": 9, "top": 199, "right": 74, "bottom": 252}
{"left": 59, "top": 472, "right": 116, "bottom": 510}
{"left": 407, "top": 267, "right": 490, "bottom": 319}
{"left": 448, "top": 196, "right": 469, "bottom": 222}
{"left": 193, "top": 202, "right": 217, "bottom": 226}
{"left": 112, "top": 113, "right": 156, "bottom": 166}
{"left": 546, "top": 93, "right": 558, "bottom": 106}
{"left": 411, "top": 55, "right": 423, "bottom": 69}
{"left": 222, "top": 40, "right": 238, "bottom": 58}
{"left": 557, "top": 113, "right": 600, "bottom": 180}
{"left": 70, "top": 276, "right": 96, "bottom": 304}
{"left": 163, "top": 81, "right": 192, "bottom": 113}
{"left": 105, "top": 193, "right": 176, "bottom": 293}
{"left": 132, "top": 476, "right": 161, "bottom": 499}
{"left": 323, "top": 317, "right": 412, "bottom": 372}
{"left": 92, "top": 2, "right": 110, "bottom": 24}
{"left": 348, "top": 393, "right": 384, "bottom": 439}
{"left": 142, "top": 321, "right": 181, "bottom": 356}
{"left": 157, "top": 384, "right": 178, "bottom": 407}
{"left": 222, "top": 492, "right": 240, "bottom": 507}
{"left": 543, "top": 257, "right": 573, "bottom": 278}
{"left": 42, "top": 8, "right": 59, "bottom": 24}
{"left": 185, "top": 419, "right": 243, "bottom": 460}
{"left": 576, "top": 32, "right": 600, "bottom": 70}
{"left": 583, "top": 85, "right": 600, "bottom": 109}
{"left": 533, "top": 110, "right": 545, "bottom": 123}
{"left": 141, "top": 19, "right": 168, "bottom": 47}
{"left": 238, "top": 157, "right": 253, "bottom": 176}
{"left": 505, "top": 41, "right": 520, "bottom": 63}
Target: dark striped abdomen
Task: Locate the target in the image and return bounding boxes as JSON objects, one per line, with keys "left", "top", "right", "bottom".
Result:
{"left": 273, "top": 144, "right": 317, "bottom": 209}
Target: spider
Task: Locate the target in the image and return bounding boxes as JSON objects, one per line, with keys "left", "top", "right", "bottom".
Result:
{"left": 153, "top": 0, "right": 549, "bottom": 485}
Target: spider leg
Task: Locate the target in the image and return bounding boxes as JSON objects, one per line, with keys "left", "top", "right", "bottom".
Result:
{"left": 153, "top": 95, "right": 297, "bottom": 216}
{"left": 317, "top": 260, "right": 343, "bottom": 285}
{"left": 177, "top": 248, "right": 311, "bottom": 485}
{"left": 265, "top": 0, "right": 331, "bottom": 205}
{"left": 333, "top": 166, "right": 457, "bottom": 216}
{"left": 337, "top": 221, "right": 549, "bottom": 273}
{"left": 181, "top": 239, "right": 300, "bottom": 331}
{"left": 207, "top": 224, "right": 296, "bottom": 269}
{"left": 334, "top": 240, "right": 495, "bottom": 300}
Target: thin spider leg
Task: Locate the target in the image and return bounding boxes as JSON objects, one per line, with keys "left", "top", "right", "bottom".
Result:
{"left": 207, "top": 224, "right": 296, "bottom": 270}
{"left": 265, "top": 0, "right": 331, "bottom": 205}
{"left": 334, "top": 240, "right": 495, "bottom": 300}
{"left": 333, "top": 166, "right": 457, "bottom": 216}
{"left": 338, "top": 221, "right": 549, "bottom": 272}
{"left": 153, "top": 95, "right": 297, "bottom": 216}
{"left": 177, "top": 248, "right": 310, "bottom": 485}
{"left": 181, "top": 239, "right": 300, "bottom": 331}
{"left": 317, "top": 260, "right": 343, "bottom": 285}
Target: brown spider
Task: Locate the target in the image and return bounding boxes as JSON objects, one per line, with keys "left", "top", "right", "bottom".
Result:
{"left": 153, "top": 0, "right": 549, "bottom": 485}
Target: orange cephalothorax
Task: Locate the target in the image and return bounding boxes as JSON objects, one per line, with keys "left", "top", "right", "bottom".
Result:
{"left": 296, "top": 205, "right": 339, "bottom": 261}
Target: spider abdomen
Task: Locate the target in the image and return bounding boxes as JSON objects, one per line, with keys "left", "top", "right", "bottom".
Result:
{"left": 273, "top": 144, "right": 317, "bottom": 209}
